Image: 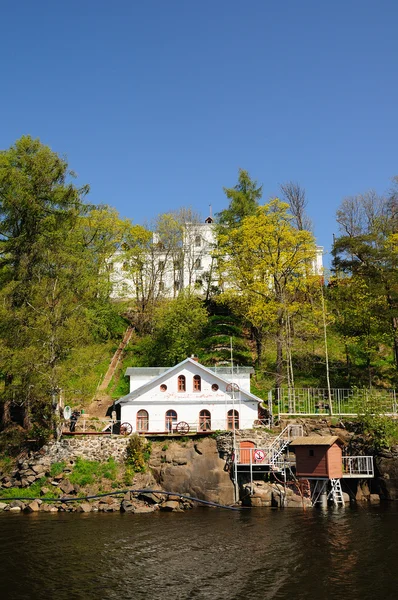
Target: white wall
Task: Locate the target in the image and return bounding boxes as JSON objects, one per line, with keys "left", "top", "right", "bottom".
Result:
{"left": 120, "top": 361, "right": 259, "bottom": 432}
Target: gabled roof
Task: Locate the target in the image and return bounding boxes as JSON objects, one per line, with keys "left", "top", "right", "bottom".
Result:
{"left": 116, "top": 357, "right": 262, "bottom": 405}
{"left": 289, "top": 436, "right": 345, "bottom": 447}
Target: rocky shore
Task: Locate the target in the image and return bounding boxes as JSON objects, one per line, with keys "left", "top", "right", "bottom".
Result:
{"left": 0, "top": 491, "right": 192, "bottom": 514}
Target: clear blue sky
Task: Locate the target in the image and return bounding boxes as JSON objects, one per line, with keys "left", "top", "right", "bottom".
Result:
{"left": 1, "top": 0, "right": 397, "bottom": 264}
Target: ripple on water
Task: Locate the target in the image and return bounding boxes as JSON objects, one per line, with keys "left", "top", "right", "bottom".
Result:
{"left": 0, "top": 505, "right": 398, "bottom": 600}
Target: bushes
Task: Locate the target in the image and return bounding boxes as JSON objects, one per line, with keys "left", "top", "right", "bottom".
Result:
{"left": 356, "top": 396, "right": 398, "bottom": 450}
{"left": 125, "top": 435, "right": 151, "bottom": 472}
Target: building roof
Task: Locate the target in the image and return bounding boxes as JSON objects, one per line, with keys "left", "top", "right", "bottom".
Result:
{"left": 117, "top": 357, "right": 262, "bottom": 405}
{"left": 289, "top": 436, "right": 345, "bottom": 447}
{"left": 124, "top": 365, "right": 254, "bottom": 378}
{"left": 125, "top": 367, "right": 169, "bottom": 377}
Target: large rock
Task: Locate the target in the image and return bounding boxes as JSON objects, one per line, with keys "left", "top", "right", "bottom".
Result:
{"left": 31, "top": 464, "right": 46, "bottom": 475}
{"left": 120, "top": 500, "right": 134, "bottom": 513}
{"left": 133, "top": 505, "right": 155, "bottom": 514}
{"left": 77, "top": 503, "right": 92, "bottom": 513}
{"left": 159, "top": 500, "right": 180, "bottom": 511}
{"left": 59, "top": 479, "right": 75, "bottom": 495}
{"left": 151, "top": 438, "right": 234, "bottom": 506}
{"left": 375, "top": 451, "right": 398, "bottom": 500}
{"left": 24, "top": 501, "right": 40, "bottom": 513}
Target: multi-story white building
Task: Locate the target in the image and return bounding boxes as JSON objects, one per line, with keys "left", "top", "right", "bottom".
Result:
{"left": 110, "top": 216, "right": 323, "bottom": 300}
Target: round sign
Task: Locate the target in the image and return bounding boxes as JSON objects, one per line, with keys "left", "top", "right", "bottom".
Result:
{"left": 63, "top": 406, "right": 72, "bottom": 420}
{"left": 254, "top": 449, "right": 265, "bottom": 462}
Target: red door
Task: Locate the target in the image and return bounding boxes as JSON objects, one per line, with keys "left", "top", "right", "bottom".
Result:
{"left": 239, "top": 441, "right": 255, "bottom": 464}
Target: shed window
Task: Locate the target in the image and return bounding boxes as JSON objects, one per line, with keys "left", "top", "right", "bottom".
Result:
{"left": 199, "top": 409, "right": 211, "bottom": 431}
{"left": 193, "top": 375, "right": 201, "bottom": 392}
{"left": 227, "top": 409, "right": 239, "bottom": 430}
{"left": 211, "top": 383, "right": 219, "bottom": 392}
{"left": 137, "top": 410, "right": 149, "bottom": 432}
{"left": 160, "top": 384, "right": 167, "bottom": 392}
{"left": 165, "top": 410, "right": 177, "bottom": 432}
{"left": 178, "top": 375, "right": 186, "bottom": 392}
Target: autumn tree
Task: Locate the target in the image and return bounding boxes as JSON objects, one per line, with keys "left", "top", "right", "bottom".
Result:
{"left": 219, "top": 199, "right": 317, "bottom": 388}
{"left": 280, "top": 181, "right": 312, "bottom": 231}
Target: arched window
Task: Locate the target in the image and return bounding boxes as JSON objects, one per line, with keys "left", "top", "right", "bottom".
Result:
{"left": 227, "top": 409, "right": 239, "bottom": 430}
{"left": 199, "top": 409, "right": 211, "bottom": 431}
{"left": 165, "top": 410, "right": 177, "bottom": 433}
{"left": 136, "top": 410, "right": 149, "bottom": 432}
{"left": 178, "top": 375, "right": 186, "bottom": 392}
{"left": 193, "top": 375, "right": 201, "bottom": 392}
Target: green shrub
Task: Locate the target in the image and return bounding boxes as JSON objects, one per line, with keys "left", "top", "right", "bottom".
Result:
{"left": 28, "top": 424, "right": 52, "bottom": 448}
{"left": 125, "top": 435, "right": 152, "bottom": 472}
{"left": 357, "top": 396, "right": 398, "bottom": 450}
{"left": 123, "top": 466, "right": 134, "bottom": 485}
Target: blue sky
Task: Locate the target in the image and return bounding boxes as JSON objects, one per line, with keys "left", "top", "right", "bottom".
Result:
{"left": 1, "top": 1, "right": 397, "bottom": 264}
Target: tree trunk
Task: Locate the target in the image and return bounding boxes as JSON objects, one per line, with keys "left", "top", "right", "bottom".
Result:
{"left": 1, "top": 374, "right": 13, "bottom": 428}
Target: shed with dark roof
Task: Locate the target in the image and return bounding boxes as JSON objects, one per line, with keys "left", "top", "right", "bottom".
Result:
{"left": 289, "top": 436, "right": 345, "bottom": 479}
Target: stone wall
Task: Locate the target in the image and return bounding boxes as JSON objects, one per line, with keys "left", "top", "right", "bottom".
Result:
{"left": 38, "top": 436, "right": 131, "bottom": 465}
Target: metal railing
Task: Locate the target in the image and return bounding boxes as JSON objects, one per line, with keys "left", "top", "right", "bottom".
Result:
{"left": 274, "top": 388, "right": 398, "bottom": 416}
{"left": 62, "top": 418, "right": 215, "bottom": 435}
{"left": 62, "top": 416, "right": 266, "bottom": 435}
{"left": 342, "top": 456, "right": 374, "bottom": 478}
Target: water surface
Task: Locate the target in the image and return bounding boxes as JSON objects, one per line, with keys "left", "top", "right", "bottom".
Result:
{"left": 1, "top": 505, "right": 397, "bottom": 600}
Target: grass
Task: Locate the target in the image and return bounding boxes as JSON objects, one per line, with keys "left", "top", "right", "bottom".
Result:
{"left": 0, "top": 454, "right": 14, "bottom": 475}
{"left": 0, "top": 478, "right": 61, "bottom": 500}
{"left": 68, "top": 457, "right": 119, "bottom": 487}
{"left": 50, "top": 461, "right": 66, "bottom": 477}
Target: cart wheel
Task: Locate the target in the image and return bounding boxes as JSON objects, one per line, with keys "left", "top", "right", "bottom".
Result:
{"left": 175, "top": 421, "right": 190, "bottom": 435}
{"left": 120, "top": 422, "right": 133, "bottom": 436}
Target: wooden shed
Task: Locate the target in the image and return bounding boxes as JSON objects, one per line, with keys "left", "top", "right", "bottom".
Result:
{"left": 289, "top": 436, "right": 344, "bottom": 479}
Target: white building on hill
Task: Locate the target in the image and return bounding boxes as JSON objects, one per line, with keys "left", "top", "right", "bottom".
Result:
{"left": 110, "top": 216, "right": 324, "bottom": 299}
{"left": 115, "top": 357, "right": 264, "bottom": 434}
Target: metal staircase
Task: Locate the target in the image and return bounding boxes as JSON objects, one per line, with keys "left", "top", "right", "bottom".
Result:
{"left": 267, "top": 424, "right": 303, "bottom": 468}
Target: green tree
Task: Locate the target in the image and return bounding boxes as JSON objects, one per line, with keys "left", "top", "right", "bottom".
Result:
{"left": 217, "top": 168, "right": 262, "bottom": 228}
{"left": 332, "top": 191, "right": 398, "bottom": 375}
{"left": 0, "top": 136, "right": 122, "bottom": 431}
{"left": 145, "top": 293, "right": 208, "bottom": 366}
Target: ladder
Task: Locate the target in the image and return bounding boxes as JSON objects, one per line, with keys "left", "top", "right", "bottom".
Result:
{"left": 328, "top": 479, "right": 345, "bottom": 506}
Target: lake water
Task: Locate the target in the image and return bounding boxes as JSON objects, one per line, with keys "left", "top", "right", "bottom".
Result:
{"left": 0, "top": 505, "right": 397, "bottom": 600}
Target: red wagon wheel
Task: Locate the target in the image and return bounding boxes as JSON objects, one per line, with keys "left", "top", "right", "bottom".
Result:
{"left": 175, "top": 421, "right": 190, "bottom": 435}
{"left": 120, "top": 422, "right": 133, "bottom": 436}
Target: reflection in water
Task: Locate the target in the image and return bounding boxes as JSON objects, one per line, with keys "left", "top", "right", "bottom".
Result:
{"left": 0, "top": 505, "right": 397, "bottom": 600}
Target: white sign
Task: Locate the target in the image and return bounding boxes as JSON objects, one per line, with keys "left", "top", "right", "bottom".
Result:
{"left": 254, "top": 449, "right": 265, "bottom": 462}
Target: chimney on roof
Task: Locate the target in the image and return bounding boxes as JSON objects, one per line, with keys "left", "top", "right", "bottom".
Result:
{"left": 191, "top": 354, "right": 199, "bottom": 362}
